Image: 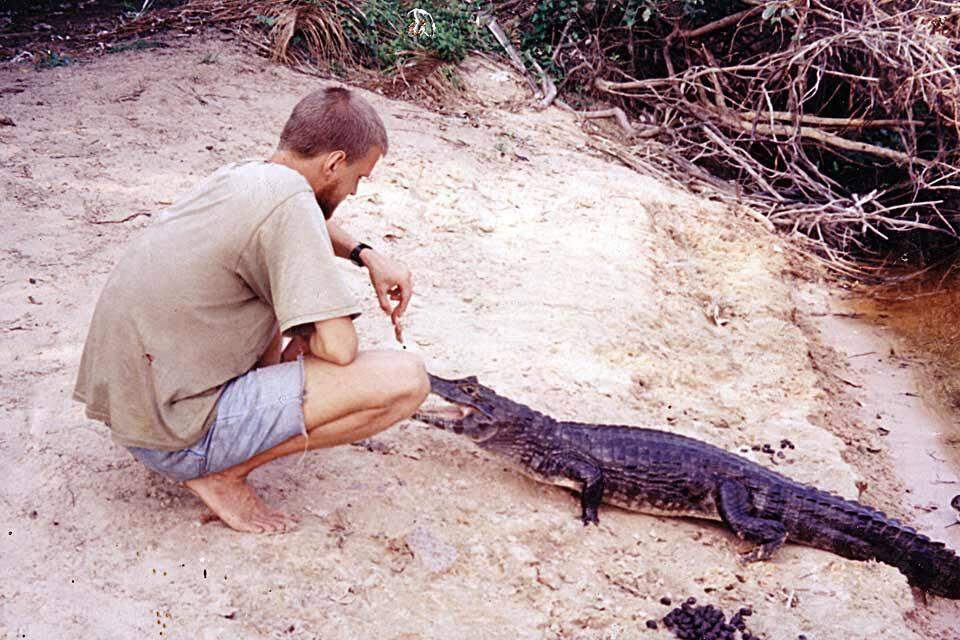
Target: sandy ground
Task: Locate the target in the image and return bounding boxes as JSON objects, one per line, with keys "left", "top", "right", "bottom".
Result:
{"left": 0, "top": 35, "right": 957, "bottom": 639}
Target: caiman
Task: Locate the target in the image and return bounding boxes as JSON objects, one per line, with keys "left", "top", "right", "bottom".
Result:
{"left": 413, "top": 373, "right": 960, "bottom": 599}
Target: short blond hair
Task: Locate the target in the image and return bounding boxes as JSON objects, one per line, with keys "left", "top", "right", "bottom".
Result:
{"left": 278, "top": 86, "right": 388, "bottom": 161}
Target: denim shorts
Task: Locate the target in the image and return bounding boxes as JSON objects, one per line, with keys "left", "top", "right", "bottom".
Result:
{"left": 126, "top": 359, "right": 307, "bottom": 482}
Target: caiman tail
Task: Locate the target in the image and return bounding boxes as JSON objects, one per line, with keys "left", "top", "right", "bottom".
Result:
{"left": 801, "top": 489, "right": 960, "bottom": 598}
{"left": 878, "top": 526, "right": 960, "bottom": 598}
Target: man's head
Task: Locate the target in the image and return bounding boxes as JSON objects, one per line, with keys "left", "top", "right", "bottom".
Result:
{"left": 276, "top": 86, "right": 388, "bottom": 219}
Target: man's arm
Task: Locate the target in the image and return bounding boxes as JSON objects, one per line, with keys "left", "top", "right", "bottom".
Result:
{"left": 281, "top": 317, "right": 358, "bottom": 366}
{"left": 309, "top": 317, "right": 358, "bottom": 365}
{"left": 326, "top": 219, "right": 362, "bottom": 260}
{"left": 325, "top": 219, "right": 414, "bottom": 342}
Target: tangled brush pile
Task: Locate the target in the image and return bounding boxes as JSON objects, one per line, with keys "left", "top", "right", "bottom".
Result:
{"left": 505, "top": 0, "right": 960, "bottom": 274}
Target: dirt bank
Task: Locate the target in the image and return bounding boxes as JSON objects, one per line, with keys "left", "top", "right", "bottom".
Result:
{"left": 0, "top": 35, "right": 954, "bottom": 639}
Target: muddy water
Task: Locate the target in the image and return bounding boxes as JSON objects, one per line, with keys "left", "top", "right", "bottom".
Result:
{"left": 812, "top": 283, "right": 960, "bottom": 547}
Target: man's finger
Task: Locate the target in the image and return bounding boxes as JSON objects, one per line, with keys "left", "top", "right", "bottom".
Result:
{"left": 375, "top": 285, "right": 392, "bottom": 315}
{"left": 395, "top": 281, "right": 413, "bottom": 319}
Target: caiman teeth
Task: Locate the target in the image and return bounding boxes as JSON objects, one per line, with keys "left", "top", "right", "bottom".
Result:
{"left": 413, "top": 404, "right": 472, "bottom": 421}
{"left": 412, "top": 403, "right": 475, "bottom": 431}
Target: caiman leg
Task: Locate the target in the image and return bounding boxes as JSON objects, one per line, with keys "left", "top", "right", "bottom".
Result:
{"left": 561, "top": 459, "right": 604, "bottom": 526}
{"left": 716, "top": 480, "right": 787, "bottom": 562}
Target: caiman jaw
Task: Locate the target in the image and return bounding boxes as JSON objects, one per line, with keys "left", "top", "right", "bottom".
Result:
{"left": 412, "top": 397, "right": 475, "bottom": 431}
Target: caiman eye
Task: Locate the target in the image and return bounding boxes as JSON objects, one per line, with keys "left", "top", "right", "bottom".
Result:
{"left": 461, "top": 384, "right": 478, "bottom": 395}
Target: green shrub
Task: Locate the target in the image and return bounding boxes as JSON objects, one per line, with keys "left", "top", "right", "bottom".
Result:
{"left": 345, "top": 0, "right": 493, "bottom": 68}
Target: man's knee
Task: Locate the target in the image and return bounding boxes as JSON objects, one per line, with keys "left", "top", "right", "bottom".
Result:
{"left": 389, "top": 351, "right": 429, "bottom": 406}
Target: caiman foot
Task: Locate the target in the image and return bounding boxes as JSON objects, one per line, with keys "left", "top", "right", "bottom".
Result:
{"left": 717, "top": 480, "right": 787, "bottom": 562}
{"left": 581, "top": 505, "right": 600, "bottom": 526}
{"left": 740, "top": 540, "right": 784, "bottom": 563}
{"left": 559, "top": 456, "right": 603, "bottom": 528}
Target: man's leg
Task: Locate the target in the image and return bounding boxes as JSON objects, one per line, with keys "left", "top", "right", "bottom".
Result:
{"left": 185, "top": 350, "right": 429, "bottom": 533}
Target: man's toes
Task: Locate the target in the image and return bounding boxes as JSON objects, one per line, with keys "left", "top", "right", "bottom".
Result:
{"left": 274, "top": 512, "right": 299, "bottom": 531}
{"left": 259, "top": 509, "right": 288, "bottom": 527}
{"left": 230, "top": 518, "right": 266, "bottom": 534}
{"left": 257, "top": 516, "right": 288, "bottom": 534}
{"left": 264, "top": 505, "right": 300, "bottom": 525}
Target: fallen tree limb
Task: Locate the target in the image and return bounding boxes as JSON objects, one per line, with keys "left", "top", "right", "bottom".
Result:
{"left": 484, "top": 15, "right": 540, "bottom": 98}
{"left": 527, "top": 55, "right": 557, "bottom": 109}
{"left": 694, "top": 105, "right": 936, "bottom": 168}
{"left": 577, "top": 107, "right": 635, "bottom": 134}
{"left": 678, "top": 6, "right": 763, "bottom": 40}
{"left": 744, "top": 112, "right": 926, "bottom": 129}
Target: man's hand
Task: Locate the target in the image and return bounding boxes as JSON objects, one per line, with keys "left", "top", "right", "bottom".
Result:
{"left": 360, "top": 249, "right": 413, "bottom": 342}
{"left": 281, "top": 334, "right": 310, "bottom": 362}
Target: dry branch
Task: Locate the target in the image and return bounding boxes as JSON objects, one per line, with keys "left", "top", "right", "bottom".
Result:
{"left": 678, "top": 7, "right": 763, "bottom": 40}
{"left": 700, "top": 105, "right": 937, "bottom": 168}
{"left": 577, "top": 107, "right": 635, "bottom": 135}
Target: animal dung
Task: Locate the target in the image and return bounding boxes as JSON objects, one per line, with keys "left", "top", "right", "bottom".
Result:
{"left": 660, "top": 597, "right": 766, "bottom": 640}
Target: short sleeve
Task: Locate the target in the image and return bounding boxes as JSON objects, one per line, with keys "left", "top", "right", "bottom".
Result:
{"left": 238, "top": 191, "right": 362, "bottom": 335}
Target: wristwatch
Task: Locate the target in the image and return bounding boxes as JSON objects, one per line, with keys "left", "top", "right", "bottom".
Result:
{"left": 348, "top": 242, "right": 373, "bottom": 267}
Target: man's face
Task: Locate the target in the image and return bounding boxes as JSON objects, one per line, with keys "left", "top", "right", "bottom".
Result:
{"left": 315, "top": 145, "right": 382, "bottom": 219}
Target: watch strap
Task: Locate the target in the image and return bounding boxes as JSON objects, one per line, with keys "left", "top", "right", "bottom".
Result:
{"left": 349, "top": 242, "right": 373, "bottom": 267}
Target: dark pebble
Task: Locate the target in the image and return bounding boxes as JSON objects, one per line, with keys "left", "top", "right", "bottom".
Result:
{"left": 645, "top": 619, "right": 658, "bottom": 629}
{"left": 685, "top": 596, "right": 697, "bottom": 605}
{"left": 776, "top": 451, "right": 786, "bottom": 459}
{"left": 739, "top": 607, "right": 753, "bottom": 617}
{"left": 660, "top": 596, "right": 672, "bottom": 605}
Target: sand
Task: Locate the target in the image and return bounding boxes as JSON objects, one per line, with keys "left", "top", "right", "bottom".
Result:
{"left": 0, "top": 35, "right": 956, "bottom": 639}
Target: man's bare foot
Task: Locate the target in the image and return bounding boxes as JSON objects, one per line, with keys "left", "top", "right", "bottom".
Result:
{"left": 184, "top": 470, "right": 298, "bottom": 534}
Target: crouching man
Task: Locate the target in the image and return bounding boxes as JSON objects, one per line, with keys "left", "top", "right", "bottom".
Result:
{"left": 73, "top": 86, "right": 429, "bottom": 533}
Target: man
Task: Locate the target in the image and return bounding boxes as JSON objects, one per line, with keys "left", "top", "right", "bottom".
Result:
{"left": 74, "top": 86, "right": 429, "bottom": 534}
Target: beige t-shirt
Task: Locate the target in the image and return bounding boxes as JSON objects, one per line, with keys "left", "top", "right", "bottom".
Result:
{"left": 73, "top": 161, "right": 361, "bottom": 450}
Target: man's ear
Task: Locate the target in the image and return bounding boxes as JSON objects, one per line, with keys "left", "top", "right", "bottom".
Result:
{"left": 323, "top": 149, "right": 348, "bottom": 175}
